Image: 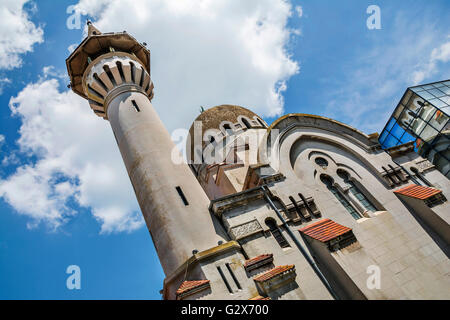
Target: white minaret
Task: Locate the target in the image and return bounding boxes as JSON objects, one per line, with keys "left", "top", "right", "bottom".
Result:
{"left": 66, "top": 23, "right": 227, "bottom": 277}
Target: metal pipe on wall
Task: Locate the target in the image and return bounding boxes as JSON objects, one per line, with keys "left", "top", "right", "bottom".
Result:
{"left": 261, "top": 185, "right": 340, "bottom": 300}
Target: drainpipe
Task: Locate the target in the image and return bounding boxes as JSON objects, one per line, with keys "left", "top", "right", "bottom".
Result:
{"left": 261, "top": 185, "right": 339, "bottom": 300}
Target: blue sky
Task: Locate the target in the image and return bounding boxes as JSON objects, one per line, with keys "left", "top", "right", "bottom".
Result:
{"left": 0, "top": 0, "right": 449, "bottom": 299}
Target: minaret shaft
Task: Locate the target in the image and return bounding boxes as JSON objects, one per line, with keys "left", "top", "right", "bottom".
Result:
{"left": 66, "top": 26, "right": 227, "bottom": 277}
{"left": 107, "top": 91, "right": 226, "bottom": 275}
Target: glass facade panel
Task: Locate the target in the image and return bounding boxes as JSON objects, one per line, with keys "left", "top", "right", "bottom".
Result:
{"left": 400, "top": 131, "right": 414, "bottom": 144}
{"left": 440, "top": 95, "right": 450, "bottom": 105}
{"left": 383, "top": 134, "right": 401, "bottom": 148}
{"left": 418, "top": 91, "right": 435, "bottom": 100}
{"left": 379, "top": 80, "right": 449, "bottom": 178}
{"left": 419, "top": 124, "right": 439, "bottom": 142}
{"left": 440, "top": 86, "right": 450, "bottom": 95}
{"left": 393, "top": 104, "right": 405, "bottom": 118}
{"left": 409, "top": 117, "right": 426, "bottom": 135}
{"left": 406, "top": 96, "right": 422, "bottom": 113}
{"left": 420, "top": 105, "right": 436, "bottom": 123}
{"left": 411, "top": 86, "right": 424, "bottom": 93}
{"left": 385, "top": 117, "right": 396, "bottom": 131}
{"left": 398, "top": 111, "right": 414, "bottom": 128}
{"left": 379, "top": 130, "right": 388, "bottom": 144}
{"left": 441, "top": 106, "right": 450, "bottom": 115}
{"left": 428, "top": 88, "right": 446, "bottom": 98}
{"left": 429, "top": 111, "right": 448, "bottom": 131}
{"left": 401, "top": 90, "right": 413, "bottom": 105}
{"left": 429, "top": 98, "right": 448, "bottom": 109}
{"left": 391, "top": 122, "right": 405, "bottom": 137}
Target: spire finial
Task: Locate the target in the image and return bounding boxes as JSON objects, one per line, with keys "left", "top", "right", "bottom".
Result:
{"left": 87, "top": 21, "right": 102, "bottom": 37}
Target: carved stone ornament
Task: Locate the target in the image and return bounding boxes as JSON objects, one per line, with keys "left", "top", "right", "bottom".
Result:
{"left": 415, "top": 159, "right": 434, "bottom": 172}
{"left": 230, "top": 219, "right": 263, "bottom": 240}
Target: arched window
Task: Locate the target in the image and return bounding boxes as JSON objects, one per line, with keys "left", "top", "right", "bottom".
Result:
{"left": 241, "top": 117, "right": 251, "bottom": 129}
{"left": 222, "top": 123, "right": 234, "bottom": 136}
{"left": 315, "top": 157, "right": 328, "bottom": 168}
{"left": 320, "top": 175, "right": 361, "bottom": 220}
{"left": 257, "top": 118, "right": 266, "bottom": 127}
{"left": 265, "top": 218, "right": 290, "bottom": 248}
{"left": 337, "top": 170, "right": 377, "bottom": 212}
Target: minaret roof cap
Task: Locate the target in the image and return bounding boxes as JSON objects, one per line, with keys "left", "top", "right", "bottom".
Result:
{"left": 66, "top": 24, "right": 150, "bottom": 100}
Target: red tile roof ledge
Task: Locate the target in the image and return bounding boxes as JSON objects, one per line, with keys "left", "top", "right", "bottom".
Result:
{"left": 176, "top": 280, "right": 211, "bottom": 300}
{"left": 299, "top": 218, "right": 352, "bottom": 242}
{"left": 253, "top": 265, "right": 295, "bottom": 283}
{"left": 394, "top": 184, "right": 442, "bottom": 200}
{"left": 299, "top": 218, "right": 356, "bottom": 252}
{"left": 244, "top": 253, "right": 273, "bottom": 272}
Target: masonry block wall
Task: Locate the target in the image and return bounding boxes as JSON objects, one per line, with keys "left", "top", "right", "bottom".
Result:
{"left": 185, "top": 107, "right": 450, "bottom": 300}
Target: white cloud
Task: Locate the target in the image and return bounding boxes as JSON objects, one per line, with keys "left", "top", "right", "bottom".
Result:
{"left": 73, "top": 0, "right": 299, "bottom": 131}
{"left": 1, "top": 152, "right": 19, "bottom": 166}
{"left": 412, "top": 39, "right": 450, "bottom": 84}
{"left": 0, "top": 79, "right": 143, "bottom": 233}
{"left": 41, "top": 65, "right": 68, "bottom": 81}
{"left": 67, "top": 43, "right": 78, "bottom": 54}
{"left": 0, "top": 77, "right": 12, "bottom": 94}
{"left": 431, "top": 40, "right": 450, "bottom": 62}
{"left": 0, "top": 78, "right": 11, "bottom": 84}
{"left": 0, "top": 0, "right": 43, "bottom": 70}
{"left": 295, "top": 5, "right": 303, "bottom": 18}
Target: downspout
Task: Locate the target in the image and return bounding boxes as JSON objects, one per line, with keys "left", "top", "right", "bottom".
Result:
{"left": 261, "top": 185, "right": 339, "bottom": 300}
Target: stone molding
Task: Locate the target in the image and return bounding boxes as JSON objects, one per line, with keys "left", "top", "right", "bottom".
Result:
{"left": 415, "top": 159, "right": 435, "bottom": 173}
{"left": 230, "top": 219, "right": 263, "bottom": 240}
{"left": 244, "top": 254, "right": 274, "bottom": 272}
{"left": 209, "top": 186, "right": 265, "bottom": 217}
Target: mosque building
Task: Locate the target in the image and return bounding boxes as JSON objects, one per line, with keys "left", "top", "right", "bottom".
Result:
{"left": 66, "top": 24, "right": 450, "bottom": 300}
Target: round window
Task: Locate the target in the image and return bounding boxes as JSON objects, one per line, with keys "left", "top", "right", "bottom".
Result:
{"left": 315, "top": 157, "right": 328, "bottom": 168}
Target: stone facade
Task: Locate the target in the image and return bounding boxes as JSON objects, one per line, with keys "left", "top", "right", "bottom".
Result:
{"left": 182, "top": 106, "right": 450, "bottom": 300}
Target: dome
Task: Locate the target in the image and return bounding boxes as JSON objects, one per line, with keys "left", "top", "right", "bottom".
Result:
{"left": 187, "top": 104, "right": 263, "bottom": 163}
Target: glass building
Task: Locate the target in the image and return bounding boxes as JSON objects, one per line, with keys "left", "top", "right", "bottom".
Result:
{"left": 379, "top": 79, "right": 450, "bottom": 178}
